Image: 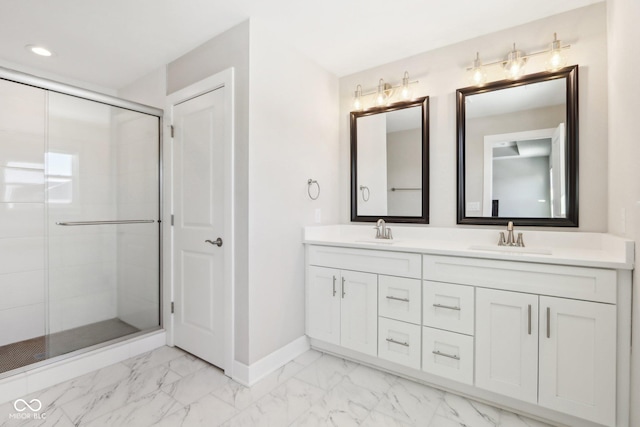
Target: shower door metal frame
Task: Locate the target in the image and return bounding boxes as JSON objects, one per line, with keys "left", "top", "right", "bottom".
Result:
{"left": 0, "top": 66, "right": 164, "bottom": 380}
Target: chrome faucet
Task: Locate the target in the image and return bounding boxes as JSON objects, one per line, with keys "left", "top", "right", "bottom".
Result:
{"left": 499, "top": 221, "right": 524, "bottom": 247}
{"left": 374, "top": 219, "right": 393, "bottom": 239}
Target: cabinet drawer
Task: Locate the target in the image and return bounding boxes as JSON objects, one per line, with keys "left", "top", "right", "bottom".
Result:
{"left": 308, "top": 245, "right": 421, "bottom": 278}
{"left": 378, "top": 317, "right": 421, "bottom": 370}
{"left": 423, "top": 281, "right": 474, "bottom": 335}
{"left": 379, "top": 276, "right": 421, "bottom": 324}
{"left": 423, "top": 255, "right": 617, "bottom": 304}
{"left": 422, "top": 327, "right": 474, "bottom": 385}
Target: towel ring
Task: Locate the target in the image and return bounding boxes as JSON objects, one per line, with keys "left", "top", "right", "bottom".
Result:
{"left": 360, "top": 185, "right": 370, "bottom": 202}
{"left": 307, "top": 179, "right": 320, "bottom": 200}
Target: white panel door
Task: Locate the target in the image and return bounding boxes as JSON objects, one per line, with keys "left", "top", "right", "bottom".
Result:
{"left": 539, "top": 296, "right": 616, "bottom": 426}
{"left": 306, "top": 266, "right": 341, "bottom": 345}
{"left": 340, "top": 270, "right": 377, "bottom": 356}
{"left": 476, "top": 288, "right": 538, "bottom": 403}
{"left": 173, "top": 88, "right": 226, "bottom": 368}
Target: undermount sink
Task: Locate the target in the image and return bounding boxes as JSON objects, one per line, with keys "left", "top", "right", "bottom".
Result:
{"left": 468, "top": 245, "right": 552, "bottom": 255}
{"left": 355, "top": 239, "right": 397, "bottom": 245}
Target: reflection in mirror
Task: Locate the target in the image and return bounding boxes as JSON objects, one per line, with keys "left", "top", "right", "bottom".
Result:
{"left": 351, "top": 97, "right": 429, "bottom": 223}
{"left": 457, "top": 66, "right": 578, "bottom": 226}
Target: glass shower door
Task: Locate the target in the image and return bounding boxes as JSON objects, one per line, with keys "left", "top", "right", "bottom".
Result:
{"left": 46, "top": 92, "right": 160, "bottom": 357}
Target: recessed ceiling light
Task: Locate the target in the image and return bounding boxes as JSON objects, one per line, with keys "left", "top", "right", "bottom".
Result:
{"left": 25, "top": 44, "right": 53, "bottom": 57}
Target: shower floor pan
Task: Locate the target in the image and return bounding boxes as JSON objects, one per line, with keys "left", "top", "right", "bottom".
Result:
{"left": 0, "top": 318, "right": 139, "bottom": 374}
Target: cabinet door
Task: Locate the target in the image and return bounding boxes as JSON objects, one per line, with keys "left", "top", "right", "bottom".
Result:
{"left": 539, "top": 297, "right": 616, "bottom": 426}
{"left": 306, "top": 266, "right": 341, "bottom": 345}
{"left": 476, "top": 288, "right": 538, "bottom": 403}
{"left": 341, "top": 270, "right": 378, "bottom": 356}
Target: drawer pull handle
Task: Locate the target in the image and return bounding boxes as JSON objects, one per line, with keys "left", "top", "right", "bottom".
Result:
{"left": 528, "top": 304, "right": 532, "bottom": 335}
{"left": 547, "top": 307, "right": 551, "bottom": 338}
{"left": 432, "top": 350, "right": 460, "bottom": 360}
{"left": 386, "top": 296, "right": 410, "bottom": 303}
{"left": 433, "top": 303, "right": 461, "bottom": 311}
{"left": 332, "top": 276, "right": 336, "bottom": 297}
{"left": 386, "top": 338, "right": 409, "bottom": 347}
{"left": 342, "top": 277, "right": 346, "bottom": 298}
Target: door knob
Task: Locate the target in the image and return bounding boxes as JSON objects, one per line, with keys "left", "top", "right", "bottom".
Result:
{"left": 205, "top": 238, "right": 223, "bottom": 247}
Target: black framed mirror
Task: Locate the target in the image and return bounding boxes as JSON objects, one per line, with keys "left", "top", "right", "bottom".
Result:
{"left": 351, "top": 96, "right": 429, "bottom": 223}
{"left": 457, "top": 65, "right": 578, "bottom": 226}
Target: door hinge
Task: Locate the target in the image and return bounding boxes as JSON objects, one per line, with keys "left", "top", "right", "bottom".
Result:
{"left": 171, "top": 302, "right": 174, "bottom": 314}
{"left": 170, "top": 125, "right": 175, "bottom": 138}
{"left": 171, "top": 214, "right": 174, "bottom": 226}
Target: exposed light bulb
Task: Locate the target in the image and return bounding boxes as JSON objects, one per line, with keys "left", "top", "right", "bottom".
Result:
{"left": 545, "top": 33, "right": 567, "bottom": 72}
{"left": 374, "top": 78, "right": 389, "bottom": 106}
{"left": 504, "top": 43, "right": 526, "bottom": 79}
{"left": 469, "top": 52, "right": 487, "bottom": 86}
{"left": 400, "top": 71, "right": 413, "bottom": 100}
{"left": 352, "top": 84, "right": 363, "bottom": 111}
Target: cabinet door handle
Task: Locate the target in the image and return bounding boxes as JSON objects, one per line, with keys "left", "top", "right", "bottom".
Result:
{"left": 386, "top": 295, "right": 410, "bottom": 302}
{"left": 528, "top": 304, "right": 532, "bottom": 335}
{"left": 386, "top": 338, "right": 409, "bottom": 347}
{"left": 432, "top": 303, "right": 461, "bottom": 311}
{"left": 432, "top": 350, "right": 460, "bottom": 360}
{"left": 332, "top": 276, "right": 336, "bottom": 297}
{"left": 546, "top": 307, "right": 551, "bottom": 338}
{"left": 341, "top": 277, "right": 346, "bottom": 298}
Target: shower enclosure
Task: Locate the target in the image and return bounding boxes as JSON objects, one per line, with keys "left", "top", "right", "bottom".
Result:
{"left": 0, "top": 69, "right": 161, "bottom": 376}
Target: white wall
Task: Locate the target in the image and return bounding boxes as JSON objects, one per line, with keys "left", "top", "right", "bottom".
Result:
{"left": 339, "top": 3, "right": 608, "bottom": 231}
{"left": 606, "top": 0, "right": 640, "bottom": 425}
{"left": 247, "top": 20, "right": 339, "bottom": 363}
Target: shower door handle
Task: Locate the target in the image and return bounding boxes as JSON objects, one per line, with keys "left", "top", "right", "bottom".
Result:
{"left": 205, "top": 238, "right": 223, "bottom": 247}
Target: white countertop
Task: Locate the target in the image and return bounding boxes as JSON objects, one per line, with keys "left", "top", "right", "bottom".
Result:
{"left": 303, "top": 225, "right": 635, "bottom": 270}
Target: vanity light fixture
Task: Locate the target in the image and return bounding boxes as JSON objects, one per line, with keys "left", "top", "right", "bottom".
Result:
{"left": 545, "top": 33, "right": 567, "bottom": 72}
{"left": 351, "top": 71, "right": 419, "bottom": 111}
{"left": 25, "top": 44, "right": 53, "bottom": 57}
{"left": 374, "top": 78, "right": 391, "bottom": 106}
{"left": 466, "top": 33, "right": 571, "bottom": 86}
{"left": 469, "top": 52, "right": 487, "bottom": 86}
{"left": 352, "top": 84, "right": 363, "bottom": 111}
{"left": 504, "top": 43, "right": 526, "bottom": 79}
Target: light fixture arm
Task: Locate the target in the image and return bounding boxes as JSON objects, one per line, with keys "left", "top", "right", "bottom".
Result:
{"left": 466, "top": 44, "right": 571, "bottom": 71}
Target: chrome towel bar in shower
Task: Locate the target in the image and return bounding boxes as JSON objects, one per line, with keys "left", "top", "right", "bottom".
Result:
{"left": 56, "top": 220, "right": 156, "bottom": 226}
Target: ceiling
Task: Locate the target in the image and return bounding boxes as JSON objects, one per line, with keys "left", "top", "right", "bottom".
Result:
{"left": 0, "top": 0, "right": 602, "bottom": 90}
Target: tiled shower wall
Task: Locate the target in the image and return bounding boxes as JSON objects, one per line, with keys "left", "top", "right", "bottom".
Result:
{"left": 0, "top": 80, "right": 46, "bottom": 346}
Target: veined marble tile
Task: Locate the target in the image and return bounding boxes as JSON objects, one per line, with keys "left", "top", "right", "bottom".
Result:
{"left": 122, "top": 345, "right": 185, "bottom": 373}
{"left": 294, "top": 354, "right": 358, "bottom": 391}
{"left": 221, "top": 378, "right": 324, "bottom": 427}
{"left": 292, "top": 376, "right": 379, "bottom": 427}
{"left": 61, "top": 364, "right": 180, "bottom": 425}
{"left": 435, "top": 392, "right": 501, "bottom": 427}
{"left": 83, "top": 391, "right": 178, "bottom": 427}
{"left": 211, "top": 361, "right": 304, "bottom": 410}
{"left": 374, "top": 377, "right": 443, "bottom": 425}
{"left": 343, "top": 364, "right": 396, "bottom": 398}
{"left": 167, "top": 353, "right": 208, "bottom": 377}
{"left": 293, "top": 349, "right": 323, "bottom": 367}
{"left": 153, "top": 393, "right": 237, "bottom": 427}
{"left": 162, "top": 365, "right": 229, "bottom": 406}
{"left": 498, "top": 410, "right": 556, "bottom": 427}
{"left": 361, "top": 410, "right": 416, "bottom": 427}
{"left": 18, "top": 362, "right": 132, "bottom": 414}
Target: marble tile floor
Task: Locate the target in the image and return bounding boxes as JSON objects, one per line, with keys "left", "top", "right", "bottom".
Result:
{"left": 0, "top": 346, "right": 557, "bottom": 427}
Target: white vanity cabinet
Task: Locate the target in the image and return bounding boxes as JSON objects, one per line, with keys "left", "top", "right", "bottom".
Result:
{"left": 306, "top": 266, "right": 377, "bottom": 356}
{"left": 304, "top": 233, "right": 632, "bottom": 427}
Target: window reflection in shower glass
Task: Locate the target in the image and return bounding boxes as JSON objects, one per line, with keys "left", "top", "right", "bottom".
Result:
{"left": 46, "top": 152, "right": 73, "bottom": 204}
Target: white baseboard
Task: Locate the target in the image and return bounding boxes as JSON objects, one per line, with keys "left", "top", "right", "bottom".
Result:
{"left": 0, "top": 330, "right": 166, "bottom": 405}
{"left": 233, "top": 335, "right": 309, "bottom": 387}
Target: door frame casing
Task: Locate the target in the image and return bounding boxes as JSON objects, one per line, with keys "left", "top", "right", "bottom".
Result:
{"left": 164, "top": 68, "right": 235, "bottom": 377}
